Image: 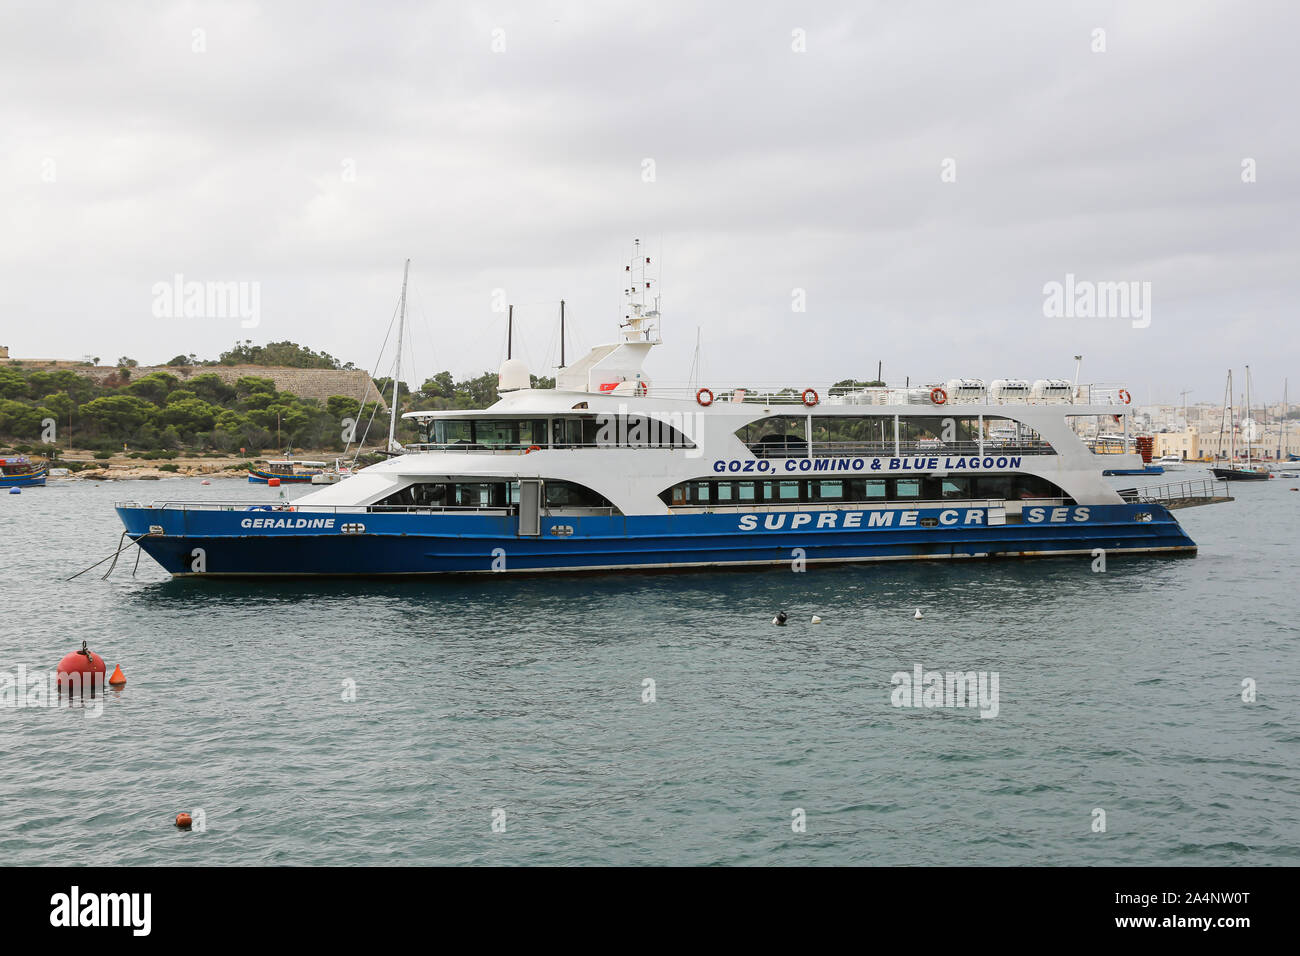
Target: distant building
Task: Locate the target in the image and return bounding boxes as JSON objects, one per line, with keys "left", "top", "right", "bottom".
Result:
{"left": 1153, "top": 428, "right": 1200, "bottom": 460}
{"left": 0, "top": 346, "right": 7, "bottom": 359}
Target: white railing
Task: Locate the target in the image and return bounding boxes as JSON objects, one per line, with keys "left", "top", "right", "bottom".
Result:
{"left": 1117, "top": 478, "right": 1229, "bottom": 505}
{"left": 635, "top": 382, "right": 1134, "bottom": 407}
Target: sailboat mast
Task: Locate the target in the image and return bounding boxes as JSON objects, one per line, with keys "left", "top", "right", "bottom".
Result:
{"left": 1223, "top": 370, "right": 1233, "bottom": 462}
{"left": 387, "top": 258, "right": 410, "bottom": 453}
{"left": 559, "top": 300, "right": 565, "bottom": 369}
{"left": 1284, "top": 379, "right": 1290, "bottom": 462}
{"left": 1245, "top": 365, "right": 1252, "bottom": 466}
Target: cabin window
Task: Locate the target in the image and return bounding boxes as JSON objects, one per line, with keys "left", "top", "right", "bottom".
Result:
{"left": 810, "top": 480, "right": 844, "bottom": 501}
{"left": 894, "top": 479, "right": 922, "bottom": 499}
{"left": 543, "top": 480, "right": 614, "bottom": 509}
{"left": 940, "top": 477, "right": 971, "bottom": 498}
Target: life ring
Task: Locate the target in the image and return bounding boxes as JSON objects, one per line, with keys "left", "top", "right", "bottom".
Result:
{"left": 930, "top": 387, "right": 947, "bottom": 405}
{"left": 1119, "top": 389, "right": 1132, "bottom": 404}
{"left": 524, "top": 445, "right": 541, "bottom": 454}
{"left": 801, "top": 388, "right": 820, "bottom": 407}
{"left": 696, "top": 388, "right": 714, "bottom": 407}
{"left": 635, "top": 381, "right": 648, "bottom": 396}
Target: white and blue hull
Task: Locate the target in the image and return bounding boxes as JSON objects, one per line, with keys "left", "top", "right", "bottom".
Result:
{"left": 115, "top": 502, "right": 1195, "bottom": 576}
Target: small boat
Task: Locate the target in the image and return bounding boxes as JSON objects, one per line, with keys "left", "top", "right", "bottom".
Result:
{"left": 1154, "top": 455, "right": 1184, "bottom": 471}
{"left": 248, "top": 459, "right": 328, "bottom": 483}
{"left": 310, "top": 459, "right": 356, "bottom": 485}
{"left": 1211, "top": 465, "right": 1271, "bottom": 481}
{"left": 1104, "top": 465, "right": 1164, "bottom": 476}
{"left": 1212, "top": 367, "right": 1272, "bottom": 481}
{"left": 0, "top": 456, "right": 48, "bottom": 487}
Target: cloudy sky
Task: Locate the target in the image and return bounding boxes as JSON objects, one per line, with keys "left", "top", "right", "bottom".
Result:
{"left": 2, "top": 0, "right": 1296, "bottom": 406}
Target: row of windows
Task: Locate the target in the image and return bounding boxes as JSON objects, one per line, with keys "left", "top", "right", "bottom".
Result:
{"left": 422, "top": 416, "right": 693, "bottom": 449}
{"left": 735, "top": 415, "right": 1044, "bottom": 446}
{"left": 373, "top": 480, "right": 613, "bottom": 510}
{"left": 659, "top": 474, "right": 1068, "bottom": 507}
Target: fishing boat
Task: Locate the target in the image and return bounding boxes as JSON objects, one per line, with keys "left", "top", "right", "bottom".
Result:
{"left": 1, "top": 456, "right": 49, "bottom": 487}
{"left": 248, "top": 459, "right": 328, "bottom": 483}
{"left": 112, "top": 248, "right": 1234, "bottom": 577}
{"left": 1211, "top": 368, "right": 1271, "bottom": 481}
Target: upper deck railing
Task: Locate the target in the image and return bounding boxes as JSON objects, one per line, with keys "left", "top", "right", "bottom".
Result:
{"left": 632, "top": 383, "right": 1134, "bottom": 407}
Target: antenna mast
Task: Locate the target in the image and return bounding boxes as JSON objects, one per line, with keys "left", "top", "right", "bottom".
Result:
{"left": 622, "top": 239, "right": 661, "bottom": 344}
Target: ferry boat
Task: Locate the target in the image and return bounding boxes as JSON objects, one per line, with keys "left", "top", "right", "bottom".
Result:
{"left": 113, "top": 255, "right": 1232, "bottom": 577}
{"left": 248, "top": 459, "right": 328, "bottom": 483}
{"left": 1, "top": 456, "right": 48, "bottom": 488}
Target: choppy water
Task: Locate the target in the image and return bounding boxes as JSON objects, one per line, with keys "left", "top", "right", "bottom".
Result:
{"left": 1, "top": 474, "right": 1297, "bottom": 865}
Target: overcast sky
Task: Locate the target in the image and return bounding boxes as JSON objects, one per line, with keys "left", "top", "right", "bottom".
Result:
{"left": 2, "top": 0, "right": 1296, "bottom": 406}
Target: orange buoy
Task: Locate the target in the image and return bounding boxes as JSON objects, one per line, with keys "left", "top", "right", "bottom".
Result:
{"left": 175, "top": 812, "right": 192, "bottom": 828}
{"left": 108, "top": 664, "right": 126, "bottom": 686}
{"left": 57, "top": 641, "right": 106, "bottom": 695}
{"left": 268, "top": 477, "right": 281, "bottom": 487}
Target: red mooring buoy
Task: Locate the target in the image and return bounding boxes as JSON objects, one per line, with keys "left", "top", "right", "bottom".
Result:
{"left": 175, "top": 812, "right": 193, "bottom": 829}
{"left": 57, "top": 641, "right": 106, "bottom": 695}
{"left": 108, "top": 664, "right": 126, "bottom": 686}
{"left": 268, "top": 477, "right": 281, "bottom": 487}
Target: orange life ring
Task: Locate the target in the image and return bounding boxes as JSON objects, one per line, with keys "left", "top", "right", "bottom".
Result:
{"left": 801, "top": 388, "right": 819, "bottom": 407}
{"left": 1119, "top": 389, "right": 1132, "bottom": 404}
{"left": 524, "top": 445, "right": 541, "bottom": 454}
{"left": 696, "top": 388, "right": 714, "bottom": 407}
{"left": 930, "top": 387, "right": 947, "bottom": 405}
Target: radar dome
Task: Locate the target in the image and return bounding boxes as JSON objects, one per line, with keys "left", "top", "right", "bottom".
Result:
{"left": 498, "top": 358, "right": 531, "bottom": 392}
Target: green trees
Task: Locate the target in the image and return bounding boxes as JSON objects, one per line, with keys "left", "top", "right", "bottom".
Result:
{"left": 125, "top": 372, "right": 181, "bottom": 404}
{"left": 0, "top": 367, "right": 26, "bottom": 399}
{"left": 0, "top": 399, "right": 44, "bottom": 437}
{"left": 80, "top": 395, "right": 155, "bottom": 434}
{"left": 218, "top": 340, "right": 351, "bottom": 369}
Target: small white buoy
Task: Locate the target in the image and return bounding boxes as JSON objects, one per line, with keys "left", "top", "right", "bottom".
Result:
{"left": 773, "top": 611, "right": 788, "bottom": 626}
{"left": 913, "top": 608, "right": 923, "bottom": 620}
{"left": 810, "top": 615, "right": 822, "bottom": 624}
{"left": 201, "top": 479, "right": 211, "bottom": 485}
